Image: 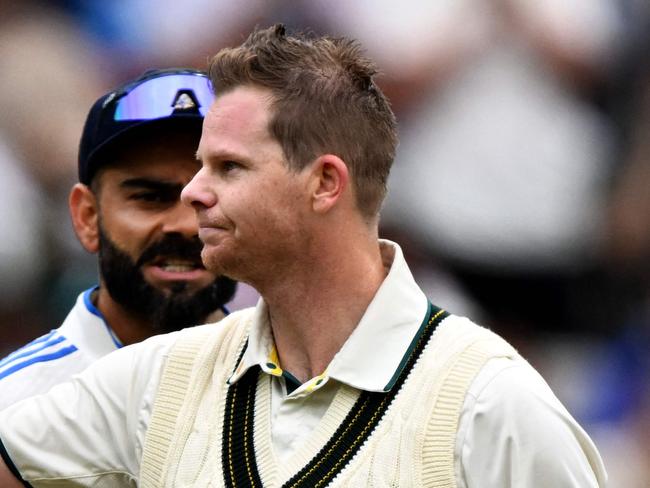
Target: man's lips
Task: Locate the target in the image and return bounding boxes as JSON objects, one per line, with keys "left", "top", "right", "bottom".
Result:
{"left": 197, "top": 214, "right": 230, "bottom": 233}
{"left": 149, "top": 254, "right": 204, "bottom": 269}
{"left": 143, "top": 256, "right": 210, "bottom": 281}
{"left": 198, "top": 226, "right": 229, "bottom": 243}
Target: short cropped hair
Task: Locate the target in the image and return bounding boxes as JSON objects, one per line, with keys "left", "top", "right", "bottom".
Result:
{"left": 208, "top": 24, "right": 398, "bottom": 219}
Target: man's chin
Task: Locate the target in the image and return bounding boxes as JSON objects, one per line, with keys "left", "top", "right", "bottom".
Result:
{"left": 150, "top": 280, "right": 198, "bottom": 297}
{"left": 201, "top": 249, "right": 243, "bottom": 279}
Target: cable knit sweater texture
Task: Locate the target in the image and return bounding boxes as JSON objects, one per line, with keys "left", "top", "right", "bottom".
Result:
{"left": 140, "top": 308, "right": 517, "bottom": 487}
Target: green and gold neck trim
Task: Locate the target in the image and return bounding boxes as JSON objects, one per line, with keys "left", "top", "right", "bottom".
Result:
{"left": 221, "top": 302, "right": 448, "bottom": 488}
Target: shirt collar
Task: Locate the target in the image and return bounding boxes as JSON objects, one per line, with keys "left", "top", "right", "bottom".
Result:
{"left": 57, "top": 287, "right": 124, "bottom": 360}
{"left": 81, "top": 286, "right": 123, "bottom": 349}
{"left": 228, "top": 297, "right": 274, "bottom": 383}
{"left": 228, "top": 240, "right": 430, "bottom": 394}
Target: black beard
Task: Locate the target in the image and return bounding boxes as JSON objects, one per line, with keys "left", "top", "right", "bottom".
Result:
{"left": 97, "top": 228, "right": 236, "bottom": 334}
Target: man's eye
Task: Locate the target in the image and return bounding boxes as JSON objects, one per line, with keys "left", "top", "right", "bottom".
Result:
{"left": 132, "top": 192, "right": 173, "bottom": 203}
{"left": 222, "top": 160, "right": 240, "bottom": 172}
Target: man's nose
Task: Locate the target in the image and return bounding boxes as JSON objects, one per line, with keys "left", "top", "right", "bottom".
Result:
{"left": 181, "top": 169, "right": 217, "bottom": 211}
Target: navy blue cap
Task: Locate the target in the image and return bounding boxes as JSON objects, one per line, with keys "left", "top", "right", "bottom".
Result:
{"left": 78, "top": 68, "right": 214, "bottom": 185}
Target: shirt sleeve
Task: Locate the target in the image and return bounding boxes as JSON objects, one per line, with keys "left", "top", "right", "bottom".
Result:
{"left": 0, "top": 332, "right": 177, "bottom": 487}
{"left": 456, "top": 357, "right": 607, "bottom": 488}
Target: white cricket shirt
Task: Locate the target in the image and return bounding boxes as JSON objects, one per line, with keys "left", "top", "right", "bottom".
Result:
{"left": 0, "top": 287, "right": 121, "bottom": 411}
{"left": 0, "top": 241, "right": 606, "bottom": 486}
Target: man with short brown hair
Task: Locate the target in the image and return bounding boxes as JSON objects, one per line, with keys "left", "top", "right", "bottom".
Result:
{"left": 0, "top": 26, "right": 605, "bottom": 487}
{"left": 208, "top": 24, "right": 397, "bottom": 219}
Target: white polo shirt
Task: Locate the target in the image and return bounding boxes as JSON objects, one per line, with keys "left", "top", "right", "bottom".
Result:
{"left": 0, "top": 288, "right": 122, "bottom": 411}
{"left": 0, "top": 241, "right": 606, "bottom": 486}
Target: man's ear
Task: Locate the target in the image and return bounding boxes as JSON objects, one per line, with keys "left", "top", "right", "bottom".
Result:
{"left": 69, "top": 183, "right": 100, "bottom": 253}
{"left": 310, "top": 154, "right": 349, "bottom": 214}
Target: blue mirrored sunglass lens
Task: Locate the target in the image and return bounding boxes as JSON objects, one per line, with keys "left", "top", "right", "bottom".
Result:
{"left": 113, "top": 74, "right": 214, "bottom": 121}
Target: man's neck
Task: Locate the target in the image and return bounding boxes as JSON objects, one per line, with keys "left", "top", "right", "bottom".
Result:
{"left": 259, "top": 235, "right": 388, "bottom": 384}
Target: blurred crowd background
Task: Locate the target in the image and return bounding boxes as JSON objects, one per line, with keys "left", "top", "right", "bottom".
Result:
{"left": 0, "top": 0, "right": 649, "bottom": 484}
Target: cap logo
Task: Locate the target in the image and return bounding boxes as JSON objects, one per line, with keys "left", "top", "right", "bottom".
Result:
{"left": 172, "top": 90, "right": 197, "bottom": 111}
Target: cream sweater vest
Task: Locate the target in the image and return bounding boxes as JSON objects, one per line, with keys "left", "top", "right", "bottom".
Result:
{"left": 140, "top": 307, "right": 517, "bottom": 487}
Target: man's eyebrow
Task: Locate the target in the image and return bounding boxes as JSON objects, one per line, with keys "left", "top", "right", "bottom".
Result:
{"left": 196, "top": 149, "right": 248, "bottom": 163}
{"left": 119, "top": 178, "right": 183, "bottom": 192}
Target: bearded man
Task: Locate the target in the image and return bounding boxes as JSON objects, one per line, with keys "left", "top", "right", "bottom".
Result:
{"left": 0, "top": 69, "right": 236, "bottom": 409}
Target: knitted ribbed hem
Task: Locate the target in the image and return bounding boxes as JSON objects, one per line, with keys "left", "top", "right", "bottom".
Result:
{"left": 422, "top": 335, "right": 517, "bottom": 487}
{"left": 140, "top": 314, "right": 250, "bottom": 487}
{"left": 140, "top": 332, "right": 206, "bottom": 488}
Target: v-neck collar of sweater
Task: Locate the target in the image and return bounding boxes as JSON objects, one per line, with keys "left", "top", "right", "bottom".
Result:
{"left": 221, "top": 302, "right": 448, "bottom": 488}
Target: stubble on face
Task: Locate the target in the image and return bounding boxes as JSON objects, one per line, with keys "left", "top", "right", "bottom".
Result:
{"left": 199, "top": 196, "right": 309, "bottom": 288}
{"left": 193, "top": 87, "right": 313, "bottom": 288}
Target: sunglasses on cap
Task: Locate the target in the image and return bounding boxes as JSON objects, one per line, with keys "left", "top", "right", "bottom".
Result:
{"left": 78, "top": 68, "right": 215, "bottom": 185}
{"left": 108, "top": 70, "right": 215, "bottom": 120}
